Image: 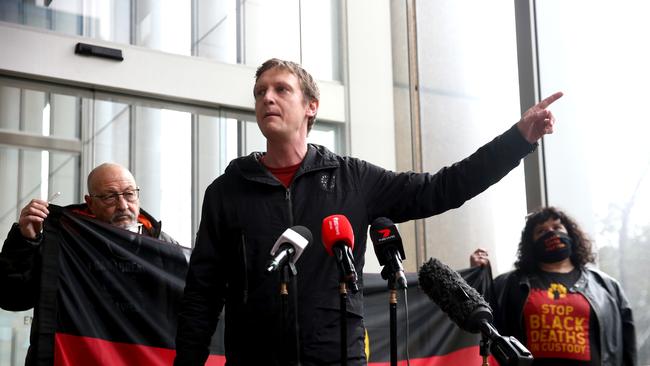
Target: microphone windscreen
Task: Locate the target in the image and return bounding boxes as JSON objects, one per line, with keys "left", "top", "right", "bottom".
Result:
{"left": 291, "top": 225, "right": 313, "bottom": 245}
{"left": 418, "top": 257, "right": 492, "bottom": 333}
{"left": 269, "top": 226, "right": 313, "bottom": 264}
{"left": 321, "top": 214, "right": 354, "bottom": 256}
{"left": 369, "top": 217, "right": 406, "bottom": 266}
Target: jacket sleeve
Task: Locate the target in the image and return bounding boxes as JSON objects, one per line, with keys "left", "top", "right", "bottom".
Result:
{"left": 174, "top": 183, "right": 227, "bottom": 366}
{"left": 0, "top": 223, "right": 41, "bottom": 311}
{"left": 359, "top": 124, "right": 536, "bottom": 222}
{"left": 490, "top": 271, "right": 528, "bottom": 342}
{"left": 609, "top": 278, "right": 638, "bottom": 366}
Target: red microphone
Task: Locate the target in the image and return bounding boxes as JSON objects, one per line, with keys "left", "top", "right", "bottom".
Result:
{"left": 321, "top": 214, "right": 359, "bottom": 293}
{"left": 321, "top": 214, "right": 355, "bottom": 255}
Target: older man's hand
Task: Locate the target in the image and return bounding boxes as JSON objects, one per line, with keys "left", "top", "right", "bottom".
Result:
{"left": 18, "top": 199, "right": 49, "bottom": 240}
{"left": 469, "top": 248, "right": 490, "bottom": 268}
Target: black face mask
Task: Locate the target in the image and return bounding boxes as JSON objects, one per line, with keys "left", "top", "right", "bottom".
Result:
{"left": 533, "top": 230, "right": 573, "bottom": 263}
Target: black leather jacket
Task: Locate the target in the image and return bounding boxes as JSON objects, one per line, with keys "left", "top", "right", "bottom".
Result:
{"left": 175, "top": 124, "right": 538, "bottom": 365}
{"left": 492, "top": 268, "right": 637, "bottom": 366}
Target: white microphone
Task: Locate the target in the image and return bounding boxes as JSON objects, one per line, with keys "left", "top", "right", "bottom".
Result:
{"left": 266, "top": 226, "right": 312, "bottom": 273}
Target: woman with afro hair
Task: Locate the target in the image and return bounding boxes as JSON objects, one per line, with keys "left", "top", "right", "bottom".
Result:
{"left": 470, "top": 207, "right": 637, "bottom": 366}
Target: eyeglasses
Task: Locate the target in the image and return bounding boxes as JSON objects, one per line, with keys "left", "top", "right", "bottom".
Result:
{"left": 89, "top": 188, "right": 140, "bottom": 206}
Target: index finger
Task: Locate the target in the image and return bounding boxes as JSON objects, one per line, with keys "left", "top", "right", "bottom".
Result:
{"left": 29, "top": 198, "right": 49, "bottom": 207}
{"left": 537, "top": 91, "right": 563, "bottom": 109}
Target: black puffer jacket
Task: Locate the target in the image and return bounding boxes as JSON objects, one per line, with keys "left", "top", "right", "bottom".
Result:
{"left": 176, "top": 124, "right": 537, "bottom": 365}
{"left": 492, "top": 268, "right": 637, "bottom": 366}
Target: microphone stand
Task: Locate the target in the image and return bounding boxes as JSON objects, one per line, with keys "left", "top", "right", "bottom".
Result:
{"left": 380, "top": 265, "right": 406, "bottom": 366}
{"left": 339, "top": 281, "right": 348, "bottom": 366}
{"left": 333, "top": 245, "right": 358, "bottom": 366}
{"left": 477, "top": 319, "right": 534, "bottom": 366}
{"left": 388, "top": 273, "right": 398, "bottom": 366}
{"left": 479, "top": 333, "right": 490, "bottom": 366}
{"left": 280, "top": 262, "right": 301, "bottom": 366}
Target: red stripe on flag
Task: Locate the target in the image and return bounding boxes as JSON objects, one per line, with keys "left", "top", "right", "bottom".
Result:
{"left": 368, "top": 345, "right": 498, "bottom": 366}
{"left": 54, "top": 333, "right": 225, "bottom": 366}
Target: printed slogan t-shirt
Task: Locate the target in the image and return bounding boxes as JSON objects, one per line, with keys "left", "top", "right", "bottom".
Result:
{"left": 523, "top": 269, "right": 600, "bottom": 365}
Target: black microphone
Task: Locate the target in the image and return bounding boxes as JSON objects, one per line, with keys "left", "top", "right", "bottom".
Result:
{"left": 418, "top": 257, "right": 492, "bottom": 333}
{"left": 266, "top": 226, "right": 312, "bottom": 273}
{"left": 418, "top": 258, "right": 533, "bottom": 365}
{"left": 369, "top": 217, "right": 407, "bottom": 289}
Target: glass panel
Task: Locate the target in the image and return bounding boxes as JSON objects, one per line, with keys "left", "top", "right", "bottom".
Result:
{"left": 0, "top": 0, "right": 130, "bottom": 43}
{"left": 0, "top": 147, "right": 80, "bottom": 247}
{"left": 0, "top": 85, "right": 20, "bottom": 131}
{"left": 243, "top": 119, "right": 266, "bottom": 155}
{"left": 0, "top": 84, "right": 81, "bottom": 140}
{"left": 308, "top": 122, "right": 338, "bottom": 153}
{"left": 21, "top": 89, "right": 47, "bottom": 136}
{"left": 1, "top": 1, "right": 341, "bottom": 76}
{"left": 194, "top": 0, "right": 237, "bottom": 62}
{"left": 537, "top": 1, "right": 650, "bottom": 362}
{"left": 300, "top": 0, "right": 341, "bottom": 81}
{"left": 91, "top": 99, "right": 130, "bottom": 167}
{"left": 0, "top": 145, "right": 80, "bottom": 366}
{"left": 195, "top": 113, "right": 238, "bottom": 236}
{"left": 243, "top": 0, "right": 301, "bottom": 67}
{"left": 242, "top": 118, "right": 339, "bottom": 155}
{"left": 416, "top": 0, "right": 524, "bottom": 270}
{"left": 0, "top": 309, "right": 32, "bottom": 366}
{"left": 50, "top": 94, "right": 81, "bottom": 139}
{"left": 134, "top": 1, "right": 191, "bottom": 55}
{"left": 133, "top": 107, "right": 192, "bottom": 247}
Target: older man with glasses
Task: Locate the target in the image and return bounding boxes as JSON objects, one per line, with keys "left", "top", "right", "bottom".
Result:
{"left": 10, "top": 162, "right": 177, "bottom": 243}
{"left": 1, "top": 162, "right": 180, "bottom": 365}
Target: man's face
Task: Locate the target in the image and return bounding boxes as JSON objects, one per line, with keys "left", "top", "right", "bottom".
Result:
{"left": 84, "top": 166, "right": 140, "bottom": 229}
{"left": 254, "top": 68, "right": 318, "bottom": 141}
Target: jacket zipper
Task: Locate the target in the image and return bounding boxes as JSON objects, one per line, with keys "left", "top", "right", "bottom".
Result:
{"left": 241, "top": 232, "right": 248, "bottom": 304}
{"left": 285, "top": 188, "right": 293, "bottom": 225}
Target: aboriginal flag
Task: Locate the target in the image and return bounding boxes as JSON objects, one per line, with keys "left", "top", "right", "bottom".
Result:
{"left": 363, "top": 268, "right": 498, "bottom": 365}
{"left": 31, "top": 205, "right": 224, "bottom": 365}
{"left": 31, "top": 205, "right": 496, "bottom": 365}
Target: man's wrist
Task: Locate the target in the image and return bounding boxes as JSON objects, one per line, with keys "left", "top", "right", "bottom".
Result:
{"left": 23, "top": 231, "right": 43, "bottom": 245}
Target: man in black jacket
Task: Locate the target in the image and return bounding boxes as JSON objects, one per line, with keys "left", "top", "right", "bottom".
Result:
{"left": 174, "top": 58, "right": 563, "bottom": 365}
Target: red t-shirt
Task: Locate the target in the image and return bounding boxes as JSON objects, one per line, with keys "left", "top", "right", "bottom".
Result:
{"left": 522, "top": 269, "right": 600, "bottom": 365}
{"left": 263, "top": 159, "right": 302, "bottom": 188}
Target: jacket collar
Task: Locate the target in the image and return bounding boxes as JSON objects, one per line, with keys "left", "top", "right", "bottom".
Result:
{"left": 516, "top": 267, "right": 590, "bottom": 292}
{"left": 67, "top": 203, "right": 162, "bottom": 238}
{"left": 234, "top": 143, "right": 340, "bottom": 185}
